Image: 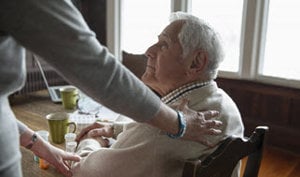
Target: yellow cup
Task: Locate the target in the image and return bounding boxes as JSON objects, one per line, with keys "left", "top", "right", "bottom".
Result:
{"left": 46, "top": 112, "right": 77, "bottom": 144}
{"left": 60, "top": 87, "right": 79, "bottom": 110}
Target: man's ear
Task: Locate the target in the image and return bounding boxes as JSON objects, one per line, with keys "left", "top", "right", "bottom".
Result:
{"left": 189, "top": 50, "right": 208, "bottom": 74}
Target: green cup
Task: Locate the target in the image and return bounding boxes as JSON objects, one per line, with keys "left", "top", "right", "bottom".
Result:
{"left": 46, "top": 112, "right": 77, "bottom": 144}
{"left": 60, "top": 87, "right": 79, "bottom": 110}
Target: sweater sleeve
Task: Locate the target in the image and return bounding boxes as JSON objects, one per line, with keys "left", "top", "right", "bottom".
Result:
{"left": 71, "top": 139, "right": 102, "bottom": 171}
{"left": 75, "top": 139, "right": 102, "bottom": 158}
{"left": 112, "top": 122, "right": 125, "bottom": 139}
{"left": 0, "top": 0, "right": 161, "bottom": 122}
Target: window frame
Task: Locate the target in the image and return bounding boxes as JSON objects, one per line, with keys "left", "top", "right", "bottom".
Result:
{"left": 106, "top": 0, "right": 122, "bottom": 61}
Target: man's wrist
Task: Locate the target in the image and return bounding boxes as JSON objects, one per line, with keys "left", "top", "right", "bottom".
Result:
{"left": 112, "top": 122, "right": 124, "bottom": 139}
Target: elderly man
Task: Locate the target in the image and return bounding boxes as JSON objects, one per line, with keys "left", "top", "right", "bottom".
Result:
{"left": 72, "top": 12, "right": 244, "bottom": 177}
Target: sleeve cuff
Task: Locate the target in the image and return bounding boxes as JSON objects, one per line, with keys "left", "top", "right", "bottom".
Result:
{"left": 112, "top": 122, "right": 125, "bottom": 139}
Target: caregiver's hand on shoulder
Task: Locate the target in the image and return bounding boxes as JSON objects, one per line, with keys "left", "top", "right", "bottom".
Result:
{"left": 174, "top": 99, "right": 222, "bottom": 147}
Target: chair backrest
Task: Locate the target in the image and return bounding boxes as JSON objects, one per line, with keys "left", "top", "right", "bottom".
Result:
{"left": 182, "top": 126, "right": 269, "bottom": 177}
{"left": 122, "top": 51, "right": 147, "bottom": 79}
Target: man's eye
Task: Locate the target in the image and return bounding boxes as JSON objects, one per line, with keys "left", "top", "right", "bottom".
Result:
{"left": 160, "top": 44, "right": 168, "bottom": 50}
{"left": 154, "top": 41, "right": 168, "bottom": 50}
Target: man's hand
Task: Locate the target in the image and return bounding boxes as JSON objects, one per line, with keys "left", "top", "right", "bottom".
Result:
{"left": 76, "top": 122, "right": 113, "bottom": 144}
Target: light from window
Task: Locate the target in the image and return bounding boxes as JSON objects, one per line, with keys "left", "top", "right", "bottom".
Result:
{"left": 121, "top": 0, "right": 171, "bottom": 54}
{"left": 191, "top": 0, "right": 244, "bottom": 72}
{"left": 261, "top": 0, "right": 300, "bottom": 80}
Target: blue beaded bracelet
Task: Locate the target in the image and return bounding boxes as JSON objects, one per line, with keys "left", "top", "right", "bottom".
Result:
{"left": 167, "top": 111, "right": 187, "bottom": 139}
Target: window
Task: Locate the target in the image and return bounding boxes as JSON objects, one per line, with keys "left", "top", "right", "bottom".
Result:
{"left": 190, "top": 0, "right": 244, "bottom": 73}
{"left": 107, "top": 0, "right": 300, "bottom": 88}
{"left": 121, "top": 0, "right": 171, "bottom": 54}
{"left": 260, "top": 0, "right": 300, "bottom": 80}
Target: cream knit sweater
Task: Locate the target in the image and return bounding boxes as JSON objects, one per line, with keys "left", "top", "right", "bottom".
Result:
{"left": 72, "top": 81, "right": 244, "bottom": 177}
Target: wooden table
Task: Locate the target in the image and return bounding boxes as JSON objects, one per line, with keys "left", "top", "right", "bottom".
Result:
{"left": 10, "top": 90, "right": 75, "bottom": 177}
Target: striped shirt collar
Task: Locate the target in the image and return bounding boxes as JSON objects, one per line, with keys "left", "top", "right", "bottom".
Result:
{"left": 161, "top": 80, "right": 212, "bottom": 105}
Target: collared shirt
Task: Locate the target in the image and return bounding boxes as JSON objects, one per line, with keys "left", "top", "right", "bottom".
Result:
{"left": 161, "top": 80, "right": 212, "bottom": 105}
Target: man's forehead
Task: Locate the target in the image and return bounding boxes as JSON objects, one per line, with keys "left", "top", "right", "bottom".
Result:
{"left": 159, "top": 32, "right": 174, "bottom": 42}
{"left": 160, "top": 20, "right": 184, "bottom": 42}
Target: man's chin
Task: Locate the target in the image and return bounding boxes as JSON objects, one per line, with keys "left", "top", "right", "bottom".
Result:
{"left": 141, "top": 73, "right": 156, "bottom": 85}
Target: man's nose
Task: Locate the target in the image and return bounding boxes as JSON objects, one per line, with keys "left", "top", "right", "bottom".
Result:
{"left": 145, "top": 45, "right": 157, "bottom": 59}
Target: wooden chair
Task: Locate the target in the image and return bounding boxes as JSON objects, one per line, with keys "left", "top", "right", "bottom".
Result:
{"left": 122, "top": 51, "right": 147, "bottom": 79}
{"left": 182, "top": 126, "right": 269, "bottom": 177}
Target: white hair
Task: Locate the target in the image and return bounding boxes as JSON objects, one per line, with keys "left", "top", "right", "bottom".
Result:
{"left": 169, "top": 12, "right": 224, "bottom": 79}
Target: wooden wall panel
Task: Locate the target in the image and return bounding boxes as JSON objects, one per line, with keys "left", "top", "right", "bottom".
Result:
{"left": 290, "top": 99, "right": 300, "bottom": 129}
{"left": 216, "top": 78, "right": 300, "bottom": 154}
{"left": 261, "top": 94, "right": 290, "bottom": 125}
